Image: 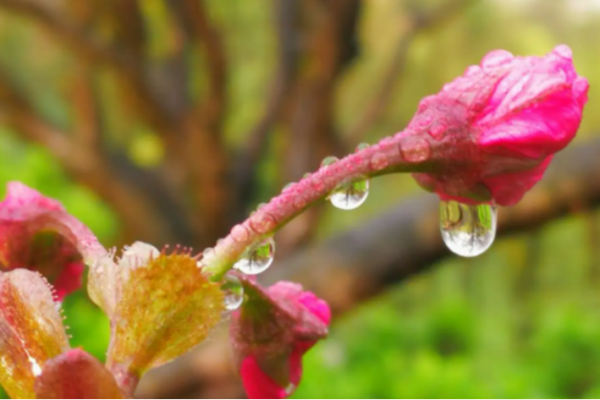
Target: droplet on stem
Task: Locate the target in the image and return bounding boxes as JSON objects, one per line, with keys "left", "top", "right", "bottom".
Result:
{"left": 221, "top": 274, "right": 244, "bottom": 310}
{"left": 329, "top": 178, "right": 370, "bottom": 210}
{"left": 234, "top": 237, "right": 275, "bottom": 275}
{"left": 439, "top": 200, "right": 497, "bottom": 257}
{"left": 355, "top": 142, "right": 370, "bottom": 152}
{"left": 320, "top": 156, "right": 338, "bottom": 168}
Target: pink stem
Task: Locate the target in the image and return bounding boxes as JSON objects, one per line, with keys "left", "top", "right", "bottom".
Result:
{"left": 202, "top": 130, "right": 436, "bottom": 280}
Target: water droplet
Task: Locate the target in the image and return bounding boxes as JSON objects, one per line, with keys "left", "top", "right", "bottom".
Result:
{"left": 428, "top": 122, "right": 445, "bottom": 140}
{"left": 320, "top": 156, "right": 338, "bottom": 168}
{"left": 379, "top": 136, "right": 393, "bottom": 146}
{"left": 234, "top": 237, "right": 275, "bottom": 275}
{"left": 399, "top": 137, "right": 431, "bottom": 163}
{"left": 553, "top": 44, "right": 572, "bottom": 59}
{"left": 285, "top": 383, "right": 297, "bottom": 396}
{"left": 464, "top": 65, "right": 481, "bottom": 76}
{"left": 201, "top": 247, "right": 216, "bottom": 264}
{"left": 370, "top": 152, "right": 388, "bottom": 170}
{"left": 355, "top": 142, "right": 370, "bottom": 151}
{"left": 439, "top": 201, "right": 497, "bottom": 257}
{"left": 249, "top": 211, "right": 277, "bottom": 234}
{"left": 311, "top": 178, "right": 325, "bottom": 191}
{"left": 329, "top": 178, "right": 369, "bottom": 210}
{"left": 231, "top": 224, "right": 249, "bottom": 242}
{"left": 481, "top": 49, "right": 513, "bottom": 69}
{"left": 221, "top": 274, "right": 244, "bottom": 310}
{"left": 293, "top": 195, "right": 307, "bottom": 209}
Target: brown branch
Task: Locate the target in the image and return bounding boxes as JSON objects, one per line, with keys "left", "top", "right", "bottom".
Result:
{"left": 181, "top": 0, "right": 227, "bottom": 132}
{"left": 0, "top": 0, "right": 122, "bottom": 68}
{"left": 0, "top": 65, "right": 194, "bottom": 245}
{"left": 229, "top": 0, "right": 302, "bottom": 224}
{"left": 0, "top": 0, "right": 177, "bottom": 136}
{"left": 345, "top": 0, "right": 475, "bottom": 145}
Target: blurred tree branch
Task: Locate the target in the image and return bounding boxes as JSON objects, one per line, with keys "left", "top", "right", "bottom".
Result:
{"left": 230, "top": 0, "right": 301, "bottom": 223}
{"left": 346, "top": 0, "right": 475, "bottom": 144}
{"left": 0, "top": 65, "right": 193, "bottom": 244}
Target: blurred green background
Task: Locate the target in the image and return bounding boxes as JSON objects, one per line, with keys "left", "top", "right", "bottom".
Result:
{"left": 1, "top": 0, "right": 600, "bottom": 398}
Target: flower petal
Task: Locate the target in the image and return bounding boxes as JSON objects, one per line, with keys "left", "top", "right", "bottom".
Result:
{"left": 0, "top": 182, "right": 107, "bottom": 299}
{"left": 34, "top": 349, "right": 123, "bottom": 399}
{"left": 105, "top": 249, "right": 224, "bottom": 376}
{"left": 231, "top": 279, "right": 330, "bottom": 399}
{"left": 0, "top": 269, "right": 69, "bottom": 398}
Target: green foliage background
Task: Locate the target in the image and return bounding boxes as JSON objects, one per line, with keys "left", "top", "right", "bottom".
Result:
{"left": 2, "top": 0, "right": 600, "bottom": 398}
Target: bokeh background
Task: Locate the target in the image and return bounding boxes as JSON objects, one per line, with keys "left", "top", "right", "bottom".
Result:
{"left": 1, "top": 0, "right": 600, "bottom": 398}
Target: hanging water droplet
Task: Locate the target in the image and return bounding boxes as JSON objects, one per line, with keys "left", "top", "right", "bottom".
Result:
{"left": 221, "top": 274, "right": 244, "bottom": 311}
{"left": 439, "top": 200, "right": 497, "bottom": 257}
{"left": 320, "top": 156, "right": 338, "bottom": 168}
{"left": 285, "top": 383, "right": 297, "bottom": 396}
{"left": 355, "top": 142, "right": 370, "bottom": 152}
{"left": 234, "top": 237, "right": 275, "bottom": 275}
{"left": 329, "top": 178, "right": 369, "bottom": 210}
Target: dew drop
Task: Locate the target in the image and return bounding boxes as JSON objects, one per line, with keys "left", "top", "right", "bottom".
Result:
{"left": 439, "top": 200, "right": 497, "bottom": 257}
{"left": 553, "top": 44, "right": 572, "bottom": 59}
{"left": 320, "top": 156, "right": 338, "bottom": 168}
{"left": 370, "top": 152, "right": 388, "bottom": 170}
{"left": 355, "top": 142, "right": 370, "bottom": 152}
{"left": 231, "top": 224, "right": 249, "bottom": 242}
{"left": 329, "top": 178, "right": 369, "bottom": 210}
{"left": 481, "top": 49, "right": 513, "bottom": 69}
{"left": 285, "top": 383, "right": 297, "bottom": 396}
{"left": 234, "top": 237, "right": 275, "bottom": 275}
{"left": 221, "top": 274, "right": 244, "bottom": 310}
{"left": 399, "top": 137, "right": 431, "bottom": 163}
{"left": 428, "top": 122, "right": 446, "bottom": 140}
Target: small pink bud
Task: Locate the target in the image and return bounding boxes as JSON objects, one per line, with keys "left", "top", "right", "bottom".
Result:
{"left": 402, "top": 45, "right": 588, "bottom": 206}
{"left": 34, "top": 349, "right": 124, "bottom": 399}
{"left": 0, "top": 182, "right": 107, "bottom": 299}
{"left": 230, "top": 278, "right": 330, "bottom": 399}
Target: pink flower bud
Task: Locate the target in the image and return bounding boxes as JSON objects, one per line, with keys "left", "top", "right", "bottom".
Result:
{"left": 0, "top": 182, "right": 107, "bottom": 299}
{"left": 404, "top": 45, "right": 588, "bottom": 206}
{"left": 230, "top": 279, "right": 330, "bottom": 399}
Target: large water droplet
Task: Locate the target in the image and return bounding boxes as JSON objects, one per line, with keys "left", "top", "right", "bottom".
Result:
{"left": 234, "top": 237, "right": 275, "bottom": 275}
{"left": 320, "top": 156, "right": 338, "bottom": 168}
{"left": 439, "top": 200, "right": 497, "bottom": 257}
{"left": 221, "top": 274, "right": 244, "bottom": 311}
{"left": 329, "top": 178, "right": 369, "bottom": 210}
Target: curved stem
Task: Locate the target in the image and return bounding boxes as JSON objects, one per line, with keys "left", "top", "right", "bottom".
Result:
{"left": 202, "top": 131, "right": 434, "bottom": 280}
